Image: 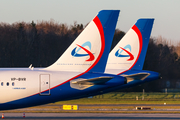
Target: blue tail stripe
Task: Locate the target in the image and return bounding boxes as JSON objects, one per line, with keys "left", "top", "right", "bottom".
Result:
{"left": 131, "top": 19, "right": 154, "bottom": 70}
{"left": 89, "top": 10, "right": 120, "bottom": 72}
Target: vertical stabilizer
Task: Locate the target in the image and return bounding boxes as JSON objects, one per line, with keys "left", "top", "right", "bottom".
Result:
{"left": 45, "top": 10, "right": 120, "bottom": 73}
{"left": 106, "top": 19, "right": 154, "bottom": 74}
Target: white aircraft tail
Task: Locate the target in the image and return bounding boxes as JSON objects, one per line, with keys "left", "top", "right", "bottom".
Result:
{"left": 106, "top": 19, "right": 154, "bottom": 74}
{"left": 45, "top": 10, "right": 120, "bottom": 72}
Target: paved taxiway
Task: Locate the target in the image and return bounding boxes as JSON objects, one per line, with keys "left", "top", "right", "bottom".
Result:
{"left": 1, "top": 113, "right": 180, "bottom": 120}
{"left": 47, "top": 104, "right": 180, "bottom": 106}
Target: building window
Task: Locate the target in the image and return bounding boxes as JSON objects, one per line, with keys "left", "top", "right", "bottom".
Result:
{"left": 12, "top": 82, "right": 15, "bottom": 86}
{"left": 1, "top": 82, "right": 3, "bottom": 86}
{"left": 7, "top": 82, "right": 9, "bottom": 86}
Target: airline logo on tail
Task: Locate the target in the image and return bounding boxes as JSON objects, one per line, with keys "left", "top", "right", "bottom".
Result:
{"left": 115, "top": 44, "right": 134, "bottom": 61}
{"left": 71, "top": 41, "right": 95, "bottom": 61}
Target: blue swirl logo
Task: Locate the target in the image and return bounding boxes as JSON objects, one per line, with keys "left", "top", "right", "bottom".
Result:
{"left": 71, "top": 41, "right": 95, "bottom": 61}
{"left": 115, "top": 44, "right": 134, "bottom": 61}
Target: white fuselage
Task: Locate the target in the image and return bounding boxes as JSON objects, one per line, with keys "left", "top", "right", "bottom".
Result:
{"left": 0, "top": 68, "right": 81, "bottom": 104}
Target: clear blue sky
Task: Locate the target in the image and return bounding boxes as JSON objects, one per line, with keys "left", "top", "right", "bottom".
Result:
{"left": 1, "top": 0, "right": 180, "bottom": 43}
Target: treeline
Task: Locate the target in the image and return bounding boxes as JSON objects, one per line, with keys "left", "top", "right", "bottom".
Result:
{"left": 0, "top": 20, "right": 84, "bottom": 67}
{"left": 0, "top": 20, "right": 180, "bottom": 91}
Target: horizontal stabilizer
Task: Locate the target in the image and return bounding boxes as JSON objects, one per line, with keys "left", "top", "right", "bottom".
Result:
{"left": 70, "top": 76, "right": 113, "bottom": 90}
{"left": 121, "top": 73, "right": 150, "bottom": 83}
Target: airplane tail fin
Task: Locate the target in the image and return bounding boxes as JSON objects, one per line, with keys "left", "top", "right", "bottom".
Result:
{"left": 45, "top": 10, "right": 120, "bottom": 73}
{"left": 106, "top": 19, "right": 154, "bottom": 74}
